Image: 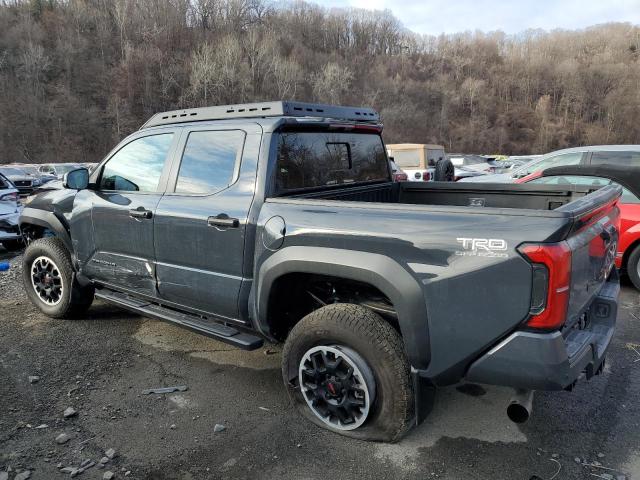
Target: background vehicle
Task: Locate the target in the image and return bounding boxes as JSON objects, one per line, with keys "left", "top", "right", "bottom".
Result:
{"left": 389, "top": 159, "right": 408, "bottom": 181}
{"left": 20, "top": 101, "right": 620, "bottom": 442}
{"left": 461, "top": 145, "right": 640, "bottom": 183}
{"left": 444, "top": 154, "right": 540, "bottom": 180}
{"left": 521, "top": 164, "right": 640, "bottom": 290}
{"left": 0, "top": 166, "right": 40, "bottom": 195}
{"left": 83, "top": 162, "right": 99, "bottom": 172}
{"left": 38, "top": 163, "right": 84, "bottom": 179}
{"left": 386, "top": 143, "right": 454, "bottom": 181}
{"left": 447, "top": 154, "right": 493, "bottom": 180}
{"left": 486, "top": 155, "right": 540, "bottom": 174}
{"left": 13, "top": 164, "right": 57, "bottom": 185}
{"left": 0, "top": 172, "right": 22, "bottom": 251}
{"left": 502, "top": 155, "right": 541, "bottom": 170}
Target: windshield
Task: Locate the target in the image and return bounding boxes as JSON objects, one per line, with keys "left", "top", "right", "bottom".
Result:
{"left": 511, "top": 152, "right": 583, "bottom": 178}
{"left": 19, "top": 166, "right": 39, "bottom": 175}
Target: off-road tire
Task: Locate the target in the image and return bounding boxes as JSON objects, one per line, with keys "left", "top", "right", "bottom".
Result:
{"left": 282, "top": 303, "right": 414, "bottom": 442}
{"left": 22, "top": 237, "right": 94, "bottom": 318}
{"left": 434, "top": 158, "right": 455, "bottom": 181}
{"left": 626, "top": 244, "right": 640, "bottom": 290}
{"left": 1, "top": 239, "right": 24, "bottom": 251}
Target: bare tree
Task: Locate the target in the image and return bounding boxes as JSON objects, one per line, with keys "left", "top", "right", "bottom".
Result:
{"left": 1, "top": 1, "right": 640, "bottom": 165}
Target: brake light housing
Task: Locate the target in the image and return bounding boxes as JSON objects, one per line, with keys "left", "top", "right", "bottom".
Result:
{"left": 518, "top": 241, "right": 572, "bottom": 330}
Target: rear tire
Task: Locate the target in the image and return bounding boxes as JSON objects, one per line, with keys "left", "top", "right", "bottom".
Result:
{"left": 282, "top": 303, "right": 414, "bottom": 442}
{"left": 626, "top": 244, "right": 640, "bottom": 290}
{"left": 22, "top": 237, "right": 94, "bottom": 318}
{"left": 434, "top": 158, "right": 454, "bottom": 181}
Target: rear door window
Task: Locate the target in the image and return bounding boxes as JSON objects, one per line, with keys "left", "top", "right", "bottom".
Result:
{"left": 276, "top": 132, "right": 389, "bottom": 193}
{"left": 590, "top": 151, "right": 640, "bottom": 167}
{"left": 174, "top": 130, "right": 245, "bottom": 194}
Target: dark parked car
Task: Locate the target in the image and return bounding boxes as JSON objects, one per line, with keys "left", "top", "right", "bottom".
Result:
{"left": 19, "top": 102, "right": 620, "bottom": 441}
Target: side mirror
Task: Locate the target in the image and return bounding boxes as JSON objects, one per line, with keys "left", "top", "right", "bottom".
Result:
{"left": 63, "top": 168, "right": 89, "bottom": 190}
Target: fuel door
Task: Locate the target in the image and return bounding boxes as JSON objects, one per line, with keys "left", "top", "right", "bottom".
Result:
{"left": 263, "top": 216, "right": 286, "bottom": 251}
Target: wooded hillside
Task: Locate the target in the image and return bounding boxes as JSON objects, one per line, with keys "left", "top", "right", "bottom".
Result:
{"left": 1, "top": 0, "right": 639, "bottom": 164}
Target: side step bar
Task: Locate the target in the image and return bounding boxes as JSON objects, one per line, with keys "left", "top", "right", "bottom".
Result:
{"left": 95, "top": 289, "right": 264, "bottom": 350}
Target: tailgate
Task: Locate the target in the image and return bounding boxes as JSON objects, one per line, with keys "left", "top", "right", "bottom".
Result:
{"left": 559, "top": 184, "right": 621, "bottom": 327}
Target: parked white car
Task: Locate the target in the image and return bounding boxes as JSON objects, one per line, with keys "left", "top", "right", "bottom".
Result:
{"left": 0, "top": 172, "right": 22, "bottom": 251}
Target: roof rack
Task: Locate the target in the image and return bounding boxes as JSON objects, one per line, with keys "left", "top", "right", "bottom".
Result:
{"left": 140, "top": 101, "right": 380, "bottom": 129}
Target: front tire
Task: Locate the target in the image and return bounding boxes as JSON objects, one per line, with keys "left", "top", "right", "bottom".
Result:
{"left": 282, "top": 304, "right": 414, "bottom": 442}
{"left": 22, "top": 237, "right": 94, "bottom": 318}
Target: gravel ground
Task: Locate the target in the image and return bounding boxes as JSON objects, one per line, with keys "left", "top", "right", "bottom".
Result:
{"left": 1, "top": 247, "right": 640, "bottom": 480}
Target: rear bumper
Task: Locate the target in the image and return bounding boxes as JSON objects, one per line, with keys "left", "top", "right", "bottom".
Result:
{"left": 464, "top": 275, "right": 618, "bottom": 391}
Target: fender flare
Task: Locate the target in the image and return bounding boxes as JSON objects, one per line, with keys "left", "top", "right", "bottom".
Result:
{"left": 255, "top": 246, "right": 431, "bottom": 369}
{"left": 19, "top": 207, "right": 73, "bottom": 252}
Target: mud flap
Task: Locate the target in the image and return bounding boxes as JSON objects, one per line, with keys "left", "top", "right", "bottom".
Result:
{"left": 412, "top": 368, "right": 436, "bottom": 425}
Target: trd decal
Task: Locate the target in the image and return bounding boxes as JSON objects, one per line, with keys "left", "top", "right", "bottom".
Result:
{"left": 456, "top": 238, "right": 508, "bottom": 258}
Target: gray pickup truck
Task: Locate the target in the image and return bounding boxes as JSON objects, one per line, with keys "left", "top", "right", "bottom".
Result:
{"left": 19, "top": 101, "right": 620, "bottom": 442}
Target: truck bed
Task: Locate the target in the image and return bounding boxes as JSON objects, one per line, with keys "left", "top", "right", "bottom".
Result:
{"left": 261, "top": 181, "right": 620, "bottom": 383}
{"left": 286, "top": 180, "right": 604, "bottom": 213}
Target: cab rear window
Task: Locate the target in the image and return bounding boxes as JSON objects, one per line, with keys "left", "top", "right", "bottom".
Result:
{"left": 276, "top": 132, "right": 389, "bottom": 193}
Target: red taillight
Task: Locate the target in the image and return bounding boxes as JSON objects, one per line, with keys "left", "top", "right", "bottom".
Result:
{"left": 0, "top": 192, "right": 18, "bottom": 202}
{"left": 518, "top": 242, "right": 572, "bottom": 330}
{"left": 422, "top": 171, "right": 431, "bottom": 181}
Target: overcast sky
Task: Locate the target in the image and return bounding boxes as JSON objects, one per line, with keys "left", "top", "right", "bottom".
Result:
{"left": 316, "top": 0, "right": 640, "bottom": 35}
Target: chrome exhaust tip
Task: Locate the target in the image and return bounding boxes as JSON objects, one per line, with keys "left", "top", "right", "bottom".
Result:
{"left": 507, "top": 389, "right": 534, "bottom": 423}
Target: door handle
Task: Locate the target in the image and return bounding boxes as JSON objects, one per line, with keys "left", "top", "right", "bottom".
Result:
{"left": 129, "top": 208, "right": 153, "bottom": 219}
{"left": 208, "top": 214, "right": 239, "bottom": 228}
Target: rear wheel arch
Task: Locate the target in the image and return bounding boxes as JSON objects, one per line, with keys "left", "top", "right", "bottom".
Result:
{"left": 624, "top": 241, "right": 640, "bottom": 290}
{"left": 264, "top": 272, "right": 399, "bottom": 337}
{"left": 255, "top": 246, "right": 431, "bottom": 369}
{"left": 621, "top": 238, "right": 640, "bottom": 271}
